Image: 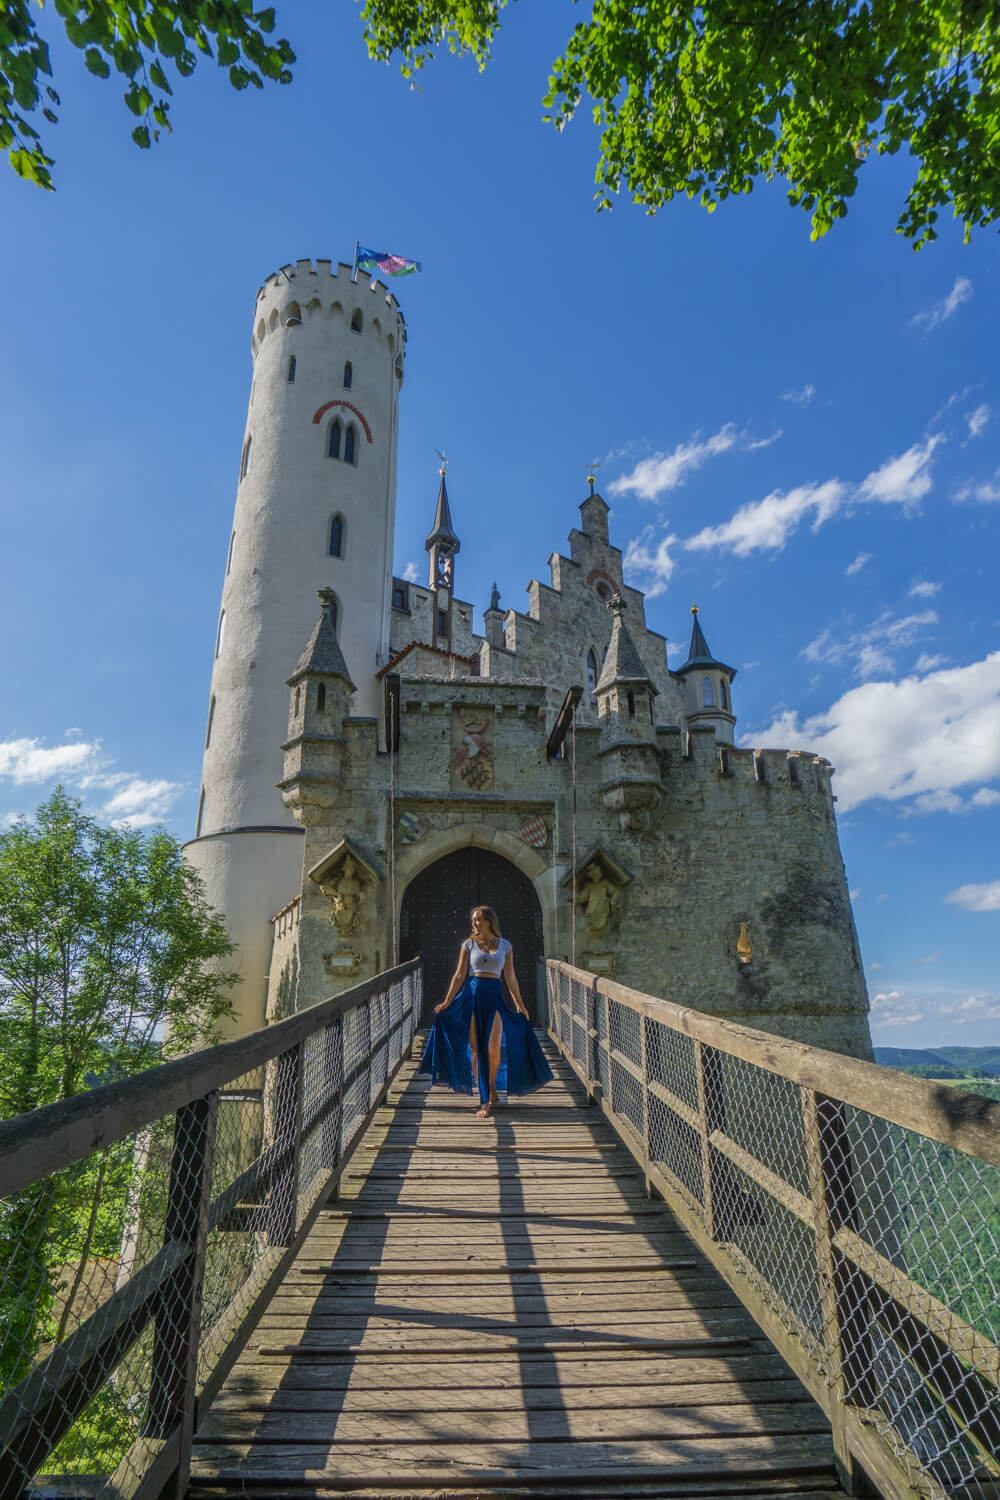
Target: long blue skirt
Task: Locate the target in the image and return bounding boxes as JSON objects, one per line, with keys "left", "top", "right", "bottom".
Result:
{"left": 419, "top": 975, "right": 554, "bottom": 1103}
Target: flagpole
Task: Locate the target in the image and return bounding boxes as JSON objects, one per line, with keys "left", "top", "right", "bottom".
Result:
{"left": 352, "top": 241, "right": 359, "bottom": 283}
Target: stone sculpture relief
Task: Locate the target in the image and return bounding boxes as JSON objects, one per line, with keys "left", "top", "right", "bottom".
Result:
{"left": 577, "top": 862, "right": 622, "bottom": 939}
{"left": 323, "top": 854, "right": 364, "bottom": 936}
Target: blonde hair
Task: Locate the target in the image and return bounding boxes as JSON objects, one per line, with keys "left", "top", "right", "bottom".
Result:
{"left": 469, "top": 905, "right": 501, "bottom": 950}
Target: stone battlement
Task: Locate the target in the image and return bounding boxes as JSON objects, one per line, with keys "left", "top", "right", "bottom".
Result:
{"left": 252, "top": 258, "right": 407, "bottom": 358}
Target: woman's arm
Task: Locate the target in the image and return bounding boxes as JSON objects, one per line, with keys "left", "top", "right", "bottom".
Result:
{"left": 434, "top": 945, "right": 470, "bottom": 1013}
{"left": 503, "top": 946, "right": 529, "bottom": 1017}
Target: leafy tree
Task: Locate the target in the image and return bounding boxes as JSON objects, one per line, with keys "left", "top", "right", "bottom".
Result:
{"left": 361, "top": 0, "right": 1000, "bottom": 247}
{"left": 0, "top": 787, "right": 238, "bottom": 1396}
{"left": 1, "top": 0, "right": 294, "bottom": 189}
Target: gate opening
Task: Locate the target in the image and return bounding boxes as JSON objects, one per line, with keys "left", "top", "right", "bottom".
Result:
{"left": 399, "top": 847, "right": 544, "bottom": 1024}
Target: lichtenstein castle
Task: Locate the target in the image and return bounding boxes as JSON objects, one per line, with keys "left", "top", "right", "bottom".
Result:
{"left": 185, "top": 259, "right": 873, "bottom": 1062}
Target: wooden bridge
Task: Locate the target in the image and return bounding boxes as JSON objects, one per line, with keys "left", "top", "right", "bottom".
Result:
{"left": 1, "top": 960, "right": 998, "bottom": 1500}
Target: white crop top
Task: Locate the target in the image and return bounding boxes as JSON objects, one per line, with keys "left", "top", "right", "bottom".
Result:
{"left": 463, "top": 937, "right": 511, "bottom": 977}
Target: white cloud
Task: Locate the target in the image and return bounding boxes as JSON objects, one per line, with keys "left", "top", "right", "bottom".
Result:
{"left": 908, "top": 789, "right": 966, "bottom": 815}
{"left": 946, "top": 880, "right": 1000, "bottom": 912}
{"left": 940, "top": 993, "right": 1000, "bottom": 1024}
{"left": 911, "top": 276, "right": 973, "bottom": 331}
{"left": 849, "top": 887, "right": 861, "bottom": 901}
{"left": 917, "top": 950, "right": 941, "bottom": 965}
{"left": 0, "top": 736, "right": 101, "bottom": 784}
{"left": 846, "top": 552, "right": 871, "bottom": 575}
{"left": 609, "top": 422, "right": 774, "bottom": 503}
{"left": 402, "top": 561, "right": 420, "bottom": 583}
{"left": 870, "top": 990, "right": 925, "bottom": 1028}
{"left": 782, "top": 384, "right": 815, "bottom": 406}
{"left": 970, "top": 787, "right": 1000, "bottom": 807}
{"left": 953, "top": 472, "right": 1000, "bottom": 503}
{"left": 100, "top": 777, "right": 183, "bottom": 829}
{"left": 966, "top": 404, "right": 990, "bottom": 439}
{"left": 801, "top": 610, "right": 937, "bottom": 679}
{"left": 745, "top": 650, "right": 1000, "bottom": 812}
{"left": 622, "top": 526, "right": 680, "bottom": 598}
{"left": 857, "top": 436, "right": 941, "bottom": 509}
{"left": 909, "top": 580, "right": 941, "bottom": 599}
{"left": 868, "top": 961, "right": 884, "bottom": 971}
{"left": 685, "top": 479, "right": 846, "bottom": 556}
{"left": 915, "top": 653, "right": 949, "bottom": 672}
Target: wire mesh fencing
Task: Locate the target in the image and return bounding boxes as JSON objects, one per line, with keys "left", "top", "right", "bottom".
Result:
{"left": 546, "top": 959, "right": 1000, "bottom": 1500}
{"left": 0, "top": 959, "right": 420, "bottom": 1500}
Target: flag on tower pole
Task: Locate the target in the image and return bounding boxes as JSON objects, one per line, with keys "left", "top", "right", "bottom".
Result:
{"left": 353, "top": 242, "right": 422, "bottom": 280}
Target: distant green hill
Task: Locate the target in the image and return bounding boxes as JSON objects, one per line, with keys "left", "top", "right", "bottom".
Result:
{"left": 874, "top": 1045, "right": 1000, "bottom": 1076}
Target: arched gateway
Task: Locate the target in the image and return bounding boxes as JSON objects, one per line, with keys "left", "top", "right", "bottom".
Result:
{"left": 400, "top": 848, "right": 545, "bottom": 1024}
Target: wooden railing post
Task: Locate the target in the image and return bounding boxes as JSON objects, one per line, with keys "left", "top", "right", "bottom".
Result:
{"left": 145, "top": 1091, "right": 219, "bottom": 1497}
{"left": 802, "top": 1087, "right": 860, "bottom": 1494}
{"left": 587, "top": 975, "right": 601, "bottom": 1098}
{"left": 267, "top": 1042, "right": 304, "bottom": 1246}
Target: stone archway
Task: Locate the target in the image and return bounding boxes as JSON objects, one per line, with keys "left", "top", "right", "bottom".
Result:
{"left": 400, "top": 847, "right": 545, "bottom": 1024}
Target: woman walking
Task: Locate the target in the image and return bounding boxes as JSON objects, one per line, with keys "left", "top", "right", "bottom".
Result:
{"left": 420, "top": 906, "right": 553, "bottom": 1117}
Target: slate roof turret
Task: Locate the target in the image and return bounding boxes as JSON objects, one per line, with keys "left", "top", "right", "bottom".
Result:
{"left": 675, "top": 606, "right": 736, "bottom": 679}
{"left": 288, "top": 589, "right": 356, "bottom": 689}
{"left": 424, "top": 472, "right": 461, "bottom": 555}
{"left": 595, "top": 595, "right": 658, "bottom": 695}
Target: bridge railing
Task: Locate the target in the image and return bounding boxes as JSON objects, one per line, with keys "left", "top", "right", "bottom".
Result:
{"left": 0, "top": 958, "right": 421, "bottom": 1500}
{"left": 546, "top": 959, "right": 1000, "bottom": 1500}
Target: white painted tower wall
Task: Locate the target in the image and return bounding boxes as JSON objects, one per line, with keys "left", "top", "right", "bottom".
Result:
{"left": 185, "top": 259, "right": 407, "bottom": 1034}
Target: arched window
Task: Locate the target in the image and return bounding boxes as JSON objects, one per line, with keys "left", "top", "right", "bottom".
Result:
{"left": 216, "top": 610, "right": 226, "bottom": 657}
{"left": 720, "top": 678, "right": 729, "bottom": 710}
{"left": 344, "top": 425, "right": 356, "bottom": 465}
{"left": 317, "top": 682, "right": 326, "bottom": 711}
{"left": 351, "top": 309, "right": 363, "bottom": 333}
{"left": 328, "top": 421, "right": 341, "bottom": 459}
{"left": 196, "top": 788, "right": 205, "bottom": 838}
{"left": 287, "top": 356, "right": 296, "bottom": 382}
{"left": 587, "top": 649, "right": 599, "bottom": 698}
{"left": 226, "top": 531, "right": 236, "bottom": 575}
{"left": 627, "top": 690, "right": 636, "bottom": 719}
{"left": 702, "top": 675, "right": 715, "bottom": 707}
{"left": 329, "top": 514, "right": 344, "bottom": 558}
{"left": 343, "top": 361, "right": 352, "bottom": 389}
{"left": 205, "top": 695, "right": 215, "bottom": 748}
{"left": 240, "top": 434, "right": 251, "bottom": 479}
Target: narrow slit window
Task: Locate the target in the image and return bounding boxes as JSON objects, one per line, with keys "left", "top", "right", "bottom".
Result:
{"left": 627, "top": 690, "right": 635, "bottom": 719}
{"left": 328, "top": 421, "right": 341, "bottom": 459}
{"left": 240, "top": 435, "right": 252, "bottom": 480}
{"left": 294, "top": 686, "right": 300, "bottom": 716}
{"left": 343, "top": 361, "right": 352, "bottom": 389}
{"left": 720, "top": 678, "right": 729, "bottom": 710}
{"left": 587, "top": 649, "right": 598, "bottom": 698}
{"left": 196, "top": 788, "right": 205, "bottom": 838}
{"left": 287, "top": 356, "right": 296, "bottom": 382}
{"left": 317, "top": 682, "right": 326, "bottom": 711}
{"left": 205, "top": 696, "right": 216, "bottom": 748}
{"left": 702, "top": 675, "right": 715, "bottom": 707}
{"left": 438, "top": 609, "right": 448, "bottom": 636}
{"left": 344, "top": 425, "right": 356, "bottom": 465}
{"left": 329, "top": 515, "right": 344, "bottom": 557}
{"left": 351, "top": 309, "right": 363, "bottom": 333}
{"left": 216, "top": 610, "right": 226, "bottom": 657}
{"left": 226, "top": 531, "right": 236, "bottom": 575}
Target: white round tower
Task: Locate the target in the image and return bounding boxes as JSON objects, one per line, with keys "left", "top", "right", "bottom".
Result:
{"left": 185, "top": 258, "right": 407, "bottom": 1035}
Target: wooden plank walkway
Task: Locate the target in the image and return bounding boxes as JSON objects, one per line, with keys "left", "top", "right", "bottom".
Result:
{"left": 188, "top": 1035, "right": 847, "bottom": 1498}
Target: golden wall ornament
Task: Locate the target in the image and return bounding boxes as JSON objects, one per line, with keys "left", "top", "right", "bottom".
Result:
{"left": 737, "top": 921, "right": 753, "bottom": 965}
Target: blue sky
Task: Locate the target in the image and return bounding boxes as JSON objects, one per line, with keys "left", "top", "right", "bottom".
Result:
{"left": 2, "top": 3, "right": 999, "bottom": 1049}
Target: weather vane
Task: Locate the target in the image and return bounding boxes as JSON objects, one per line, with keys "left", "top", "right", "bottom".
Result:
{"left": 435, "top": 448, "right": 448, "bottom": 475}
{"left": 585, "top": 460, "right": 601, "bottom": 494}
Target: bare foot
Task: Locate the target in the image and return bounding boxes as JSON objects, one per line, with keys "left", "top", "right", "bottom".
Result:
{"left": 476, "top": 1102, "right": 492, "bottom": 1118}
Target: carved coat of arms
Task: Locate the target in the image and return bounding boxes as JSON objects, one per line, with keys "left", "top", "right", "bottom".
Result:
{"left": 451, "top": 708, "right": 495, "bottom": 792}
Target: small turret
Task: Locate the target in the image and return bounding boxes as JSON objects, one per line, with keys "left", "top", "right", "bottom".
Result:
{"left": 483, "top": 581, "right": 505, "bottom": 649}
{"left": 281, "top": 590, "right": 356, "bottom": 815}
{"left": 594, "top": 596, "right": 661, "bottom": 830}
{"left": 676, "top": 606, "right": 736, "bottom": 745}
{"left": 425, "top": 468, "right": 460, "bottom": 592}
{"left": 579, "top": 472, "right": 609, "bottom": 544}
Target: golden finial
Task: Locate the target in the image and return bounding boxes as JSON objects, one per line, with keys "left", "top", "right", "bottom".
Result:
{"left": 737, "top": 922, "right": 752, "bottom": 965}
{"left": 585, "top": 461, "right": 601, "bottom": 495}
{"left": 435, "top": 447, "right": 448, "bottom": 476}
{"left": 691, "top": 604, "right": 699, "bottom": 615}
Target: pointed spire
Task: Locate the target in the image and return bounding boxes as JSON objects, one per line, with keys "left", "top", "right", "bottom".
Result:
{"left": 596, "top": 595, "right": 657, "bottom": 695}
{"left": 487, "top": 581, "right": 501, "bottom": 613}
{"left": 289, "top": 589, "right": 355, "bottom": 689}
{"left": 677, "top": 604, "right": 734, "bottom": 676}
{"left": 424, "top": 471, "right": 461, "bottom": 555}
